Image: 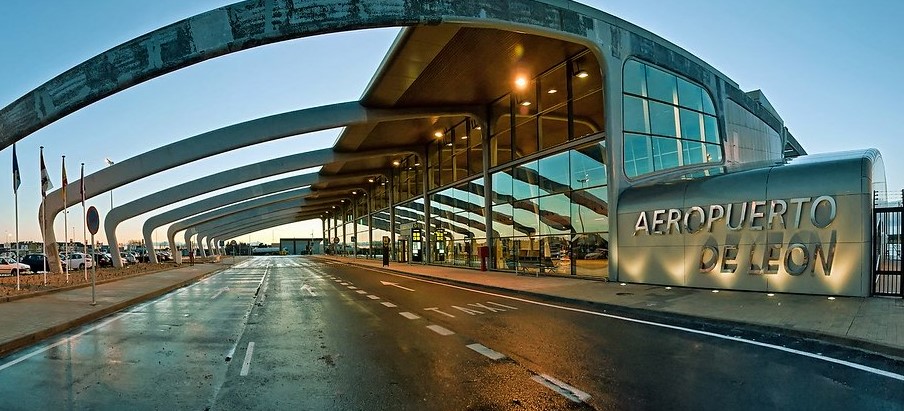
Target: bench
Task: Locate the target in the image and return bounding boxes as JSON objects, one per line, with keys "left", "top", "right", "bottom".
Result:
{"left": 507, "top": 256, "right": 559, "bottom": 276}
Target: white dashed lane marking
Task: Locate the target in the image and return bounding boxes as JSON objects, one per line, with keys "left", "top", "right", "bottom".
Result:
{"left": 531, "top": 374, "right": 591, "bottom": 403}
{"left": 356, "top": 290, "right": 367, "bottom": 294}
{"left": 426, "top": 325, "right": 454, "bottom": 336}
{"left": 367, "top": 295, "right": 380, "bottom": 300}
{"left": 380, "top": 302, "right": 397, "bottom": 308}
{"left": 399, "top": 312, "right": 421, "bottom": 320}
{"left": 466, "top": 343, "right": 506, "bottom": 360}
{"left": 239, "top": 342, "right": 256, "bottom": 377}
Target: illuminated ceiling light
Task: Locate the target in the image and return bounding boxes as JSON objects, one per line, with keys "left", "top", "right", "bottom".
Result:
{"left": 514, "top": 76, "right": 528, "bottom": 89}
{"left": 407, "top": 167, "right": 412, "bottom": 170}
{"left": 575, "top": 70, "right": 589, "bottom": 78}
{"left": 351, "top": 191, "right": 357, "bottom": 195}
{"left": 665, "top": 287, "right": 672, "bottom": 290}
{"left": 620, "top": 283, "right": 626, "bottom": 286}
{"left": 392, "top": 160, "right": 400, "bottom": 166}
{"left": 827, "top": 296, "right": 836, "bottom": 300}
{"left": 446, "top": 142, "right": 453, "bottom": 147}
{"left": 368, "top": 178, "right": 374, "bottom": 183}
{"left": 547, "top": 88, "right": 558, "bottom": 94}
{"left": 332, "top": 206, "right": 337, "bottom": 209}
{"left": 474, "top": 125, "right": 482, "bottom": 130}
{"left": 414, "top": 162, "right": 421, "bottom": 166}
{"left": 380, "top": 182, "right": 385, "bottom": 186}
{"left": 711, "top": 290, "right": 719, "bottom": 293}
{"left": 767, "top": 293, "right": 775, "bottom": 297}
{"left": 434, "top": 131, "right": 444, "bottom": 138}
{"left": 520, "top": 101, "right": 532, "bottom": 107}
{"left": 461, "top": 135, "right": 468, "bottom": 140}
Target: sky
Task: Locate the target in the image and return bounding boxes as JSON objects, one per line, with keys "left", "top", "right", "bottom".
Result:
{"left": 0, "top": 0, "right": 901, "bottom": 247}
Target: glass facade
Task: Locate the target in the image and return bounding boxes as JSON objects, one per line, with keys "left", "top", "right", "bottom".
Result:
{"left": 623, "top": 60, "right": 722, "bottom": 178}
{"left": 336, "top": 50, "right": 607, "bottom": 279}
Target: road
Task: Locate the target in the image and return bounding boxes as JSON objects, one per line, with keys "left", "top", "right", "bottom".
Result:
{"left": 0, "top": 256, "right": 901, "bottom": 410}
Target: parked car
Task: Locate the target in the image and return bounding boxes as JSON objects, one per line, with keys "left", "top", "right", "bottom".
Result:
{"left": 63, "top": 252, "right": 94, "bottom": 270}
{"left": 20, "top": 253, "right": 51, "bottom": 273}
{"left": 122, "top": 252, "right": 137, "bottom": 265}
{"left": 93, "top": 253, "right": 113, "bottom": 268}
{"left": 0, "top": 257, "right": 30, "bottom": 276}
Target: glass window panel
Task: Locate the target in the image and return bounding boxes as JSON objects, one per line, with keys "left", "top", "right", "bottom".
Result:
{"left": 440, "top": 156, "right": 454, "bottom": 188}
{"left": 491, "top": 129, "right": 512, "bottom": 167}
{"left": 623, "top": 133, "right": 653, "bottom": 178}
{"left": 539, "top": 64, "right": 567, "bottom": 112}
{"left": 649, "top": 101, "right": 677, "bottom": 137}
{"left": 492, "top": 170, "right": 512, "bottom": 203}
{"left": 538, "top": 151, "right": 570, "bottom": 195}
{"left": 646, "top": 65, "right": 677, "bottom": 104}
{"left": 469, "top": 178, "right": 485, "bottom": 208}
{"left": 705, "top": 143, "right": 723, "bottom": 163}
{"left": 623, "top": 95, "right": 649, "bottom": 134}
{"left": 652, "top": 136, "right": 681, "bottom": 170}
{"left": 682, "top": 140, "right": 706, "bottom": 166}
{"left": 512, "top": 161, "right": 540, "bottom": 200}
{"left": 677, "top": 78, "right": 703, "bottom": 111}
{"left": 492, "top": 95, "right": 512, "bottom": 133}
{"left": 572, "top": 54, "right": 602, "bottom": 99}
{"left": 702, "top": 90, "right": 717, "bottom": 115}
{"left": 679, "top": 108, "right": 703, "bottom": 141}
{"left": 454, "top": 152, "right": 468, "bottom": 183}
{"left": 703, "top": 115, "right": 720, "bottom": 143}
{"left": 491, "top": 203, "right": 514, "bottom": 238}
{"left": 454, "top": 122, "right": 468, "bottom": 155}
{"left": 570, "top": 143, "right": 607, "bottom": 189}
{"left": 512, "top": 205, "right": 540, "bottom": 235}
{"left": 623, "top": 60, "right": 646, "bottom": 96}
{"left": 469, "top": 143, "right": 483, "bottom": 176}
{"left": 539, "top": 105, "right": 569, "bottom": 150}
{"left": 539, "top": 194, "right": 572, "bottom": 235}
{"left": 571, "top": 187, "right": 609, "bottom": 233}
{"left": 428, "top": 142, "right": 440, "bottom": 190}
{"left": 574, "top": 233, "right": 609, "bottom": 277}
{"left": 513, "top": 118, "right": 538, "bottom": 159}
{"left": 573, "top": 91, "right": 604, "bottom": 140}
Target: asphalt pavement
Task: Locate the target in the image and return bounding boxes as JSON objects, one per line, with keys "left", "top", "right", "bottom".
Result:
{"left": 0, "top": 254, "right": 901, "bottom": 363}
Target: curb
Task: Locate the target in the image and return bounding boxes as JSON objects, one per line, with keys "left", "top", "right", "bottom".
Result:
{"left": 0, "top": 266, "right": 225, "bottom": 359}
{"left": 325, "top": 257, "right": 904, "bottom": 362}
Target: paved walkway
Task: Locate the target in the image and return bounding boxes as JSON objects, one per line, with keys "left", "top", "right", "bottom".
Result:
{"left": 322, "top": 256, "right": 904, "bottom": 358}
{"left": 0, "top": 261, "right": 230, "bottom": 358}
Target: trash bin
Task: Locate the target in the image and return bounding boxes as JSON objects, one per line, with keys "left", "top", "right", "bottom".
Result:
{"left": 478, "top": 246, "right": 489, "bottom": 271}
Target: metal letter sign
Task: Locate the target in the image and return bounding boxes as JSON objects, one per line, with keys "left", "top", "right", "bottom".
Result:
{"left": 86, "top": 206, "right": 100, "bottom": 235}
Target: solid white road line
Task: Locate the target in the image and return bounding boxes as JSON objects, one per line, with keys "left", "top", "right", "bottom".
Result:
{"left": 380, "top": 302, "right": 397, "bottom": 308}
{"left": 531, "top": 374, "right": 591, "bottom": 403}
{"left": 210, "top": 288, "right": 226, "bottom": 300}
{"left": 367, "top": 295, "right": 380, "bottom": 300}
{"left": 240, "top": 342, "right": 255, "bottom": 376}
{"left": 466, "top": 343, "right": 506, "bottom": 360}
{"left": 356, "top": 266, "right": 904, "bottom": 382}
{"left": 399, "top": 312, "right": 421, "bottom": 320}
{"left": 426, "top": 325, "right": 455, "bottom": 336}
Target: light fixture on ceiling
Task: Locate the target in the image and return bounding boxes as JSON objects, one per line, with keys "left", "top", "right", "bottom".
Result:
{"left": 351, "top": 191, "right": 357, "bottom": 195}
{"left": 514, "top": 76, "right": 528, "bottom": 89}
{"left": 434, "top": 131, "right": 444, "bottom": 138}
{"left": 573, "top": 60, "right": 590, "bottom": 78}
{"left": 461, "top": 135, "right": 468, "bottom": 140}
{"left": 414, "top": 162, "right": 421, "bottom": 166}
{"left": 392, "top": 160, "right": 400, "bottom": 166}
{"left": 547, "top": 88, "right": 558, "bottom": 94}
{"left": 368, "top": 178, "right": 374, "bottom": 183}
{"left": 380, "top": 182, "right": 386, "bottom": 186}
{"left": 520, "top": 100, "right": 532, "bottom": 107}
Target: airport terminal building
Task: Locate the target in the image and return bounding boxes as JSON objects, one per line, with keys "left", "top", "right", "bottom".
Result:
{"left": 1, "top": 1, "right": 889, "bottom": 297}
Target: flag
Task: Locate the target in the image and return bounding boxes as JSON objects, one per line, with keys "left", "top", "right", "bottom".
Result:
{"left": 40, "top": 147, "right": 52, "bottom": 197}
{"left": 12, "top": 144, "right": 20, "bottom": 193}
{"left": 61, "top": 156, "right": 68, "bottom": 205}
{"left": 80, "top": 163, "right": 85, "bottom": 208}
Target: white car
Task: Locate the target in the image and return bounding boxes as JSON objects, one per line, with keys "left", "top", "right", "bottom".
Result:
{"left": 63, "top": 252, "right": 94, "bottom": 270}
{"left": 0, "top": 257, "right": 30, "bottom": 276}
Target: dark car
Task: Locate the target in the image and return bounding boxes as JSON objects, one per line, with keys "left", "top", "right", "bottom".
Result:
{"left": 93, "top": 253, "right": 113, "bottom": 268}
{"left": 20, "top": 253, "right": 51, "bottom": 273}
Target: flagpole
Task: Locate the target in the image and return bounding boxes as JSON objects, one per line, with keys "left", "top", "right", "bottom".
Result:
{"left": 13, "top": 144, "right": 20, "bottom": 291}
{"left": 82, "top": 163, "right": 87, "bottom": 281}
{"left": 40, "top": 146, "right": 47, "bottom": 286}
{"left": 62, "top": 155, "right": 68, "bottom": 283}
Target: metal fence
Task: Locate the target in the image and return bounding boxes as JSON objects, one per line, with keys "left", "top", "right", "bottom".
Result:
{"left": 872, "top": 202, "right": 903, "bottom": 297}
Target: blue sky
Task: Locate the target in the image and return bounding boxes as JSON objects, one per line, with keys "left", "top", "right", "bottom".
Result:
{"left": 0, "top": 0, "right": 901, "bottom": 246}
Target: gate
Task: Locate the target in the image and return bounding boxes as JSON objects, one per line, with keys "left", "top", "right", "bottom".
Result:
{"left": 873, "top": 205, "right": 904, "bottom": 297}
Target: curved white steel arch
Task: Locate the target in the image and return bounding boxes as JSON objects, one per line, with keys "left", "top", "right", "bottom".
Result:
{"left": 105, "top": 142, "right": 421, "bottom": 268}
{"left": 182, "top": 202, "right": 333, "bottom": 249}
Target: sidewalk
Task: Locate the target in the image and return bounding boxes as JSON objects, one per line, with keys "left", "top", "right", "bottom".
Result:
{"left": 322, "top": 256, "right": 904, "bottom": 358}
{"left": 0, "top": 261, "right": 231, "bottom": 358}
